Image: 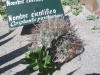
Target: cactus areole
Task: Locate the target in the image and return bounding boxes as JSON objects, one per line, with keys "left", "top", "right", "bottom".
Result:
{"left": 6, "top": 0, "right": 64, "bottom": 28}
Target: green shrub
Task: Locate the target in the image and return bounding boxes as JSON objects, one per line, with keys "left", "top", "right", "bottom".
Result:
{"left": 0, "top": 7, "right": 6, "bottom": 15}
{"left": 23, "top": 45, "right": 57, "bottom": 75}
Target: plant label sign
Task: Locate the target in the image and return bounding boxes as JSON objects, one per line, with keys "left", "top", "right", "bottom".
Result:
{"left": 6, "top": 0, "right": 64, "bottom": 28}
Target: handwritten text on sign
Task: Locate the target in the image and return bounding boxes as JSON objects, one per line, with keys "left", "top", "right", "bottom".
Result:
{"left": 6, "top": 0, "right": 64, "bottom": 28}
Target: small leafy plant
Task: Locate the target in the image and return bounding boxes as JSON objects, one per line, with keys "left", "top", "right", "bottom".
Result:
{"left": 87, "top": 15, "right": 100, "bottom": 21}
{"left": 91, "top": 26, "right": 100, "bottom": 30}
{"left": 61, "top": 0, "right": 79, "bottom": 5}
{"left": 0, "top": 0, "right": 7, "bottom": 20}
{"left": 87, "top": 15, "right": 95, "bottom": 21}
{"left": 62, "top": 0, "right": 82, "bottom": 16}
{"left": 23, "top": 45, "right": 57, "bottom": 75}
{"left": 0, "top": 0, "right": 6, "bottom": 15}
{"left": 0, "top": 7, "right": 6, "bottom": 15}
{"left": 71, "top": 4, "right": 82, "bottom": 16}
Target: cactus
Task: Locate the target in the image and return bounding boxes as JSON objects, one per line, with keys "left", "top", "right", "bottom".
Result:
{"left": 39, "top": 19, "right": 70, "bottom": 48}
{"left": 31, "top": 18, "right": 83, "bottom": 63}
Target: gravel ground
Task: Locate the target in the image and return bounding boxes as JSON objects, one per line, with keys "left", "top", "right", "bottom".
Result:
{"left": 54, "top": 6, "right": 100, "bottom": 75}
{"left": 0, "top": 6, "right": 100, "bottom": 75}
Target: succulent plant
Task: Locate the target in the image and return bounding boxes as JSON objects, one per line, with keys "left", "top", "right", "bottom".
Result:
{"left": 31, "top": 18, "right": 83, "bottom": 63}
{"left": 23, "top": 45, "right": 57, "bottom": 75}
{"left": 39, "top": 19, "right": 71, "bottom": 48}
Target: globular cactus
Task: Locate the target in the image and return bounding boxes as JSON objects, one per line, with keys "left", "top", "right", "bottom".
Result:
{"left": 39, "top": 18, "right": 70, "bottom": 48}
{"left": 31, "top": 18, "right": 83, "bottom": 63}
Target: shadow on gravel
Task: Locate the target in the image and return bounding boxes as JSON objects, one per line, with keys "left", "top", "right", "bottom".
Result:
{"left": 0, "top": 59, "right": 23, "bottom": 74}
{"left": 67, "top": 67, "right": 80, "bottom": 75}
{"left": 0, "top": 44, "right": 31, "bottom": 66}
{"left": 0, "top": 35, "right": 16, "bottom": 46}
{"left": 0, "top": 30, "right": 14, "bottom": 40}
{"left": 21, "top": 24, "right": 35, "bottom": 35}
{"left": 86, "top": 73, "right": 100, "bottom": 75}
{"left": 14, "top": 66, "right": 35, "bottom": 75}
